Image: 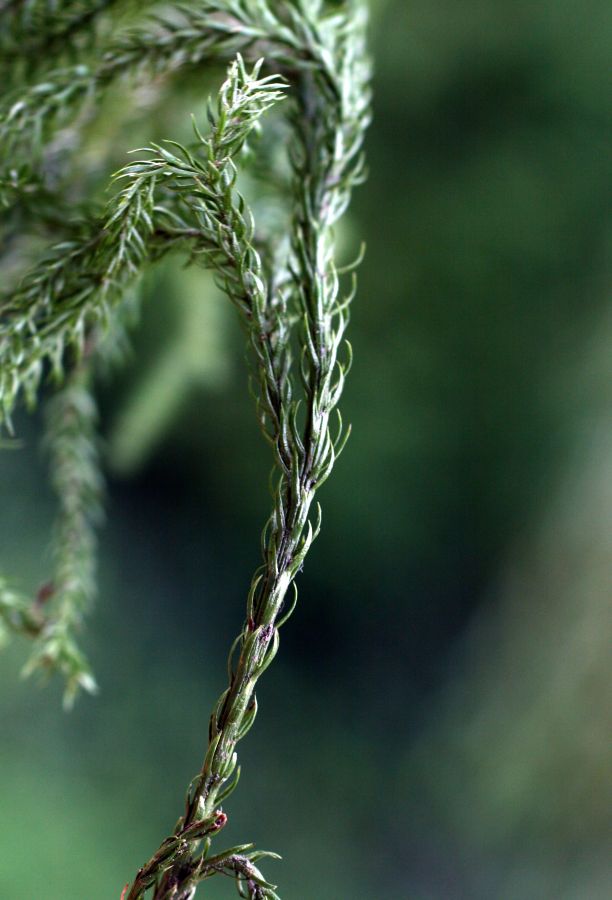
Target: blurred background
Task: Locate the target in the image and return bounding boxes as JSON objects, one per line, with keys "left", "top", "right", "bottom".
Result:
{"left": 1, "top": 1, "right": 611, "bottom": 897}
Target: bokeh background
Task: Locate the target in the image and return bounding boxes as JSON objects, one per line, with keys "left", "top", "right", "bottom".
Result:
{"left": 1, "top": 1, "right": 611, "bottom": 897}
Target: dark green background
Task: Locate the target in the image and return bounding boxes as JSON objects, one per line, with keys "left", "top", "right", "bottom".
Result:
{"left": 1, "top": 1, "right": 611, "bottom": 897}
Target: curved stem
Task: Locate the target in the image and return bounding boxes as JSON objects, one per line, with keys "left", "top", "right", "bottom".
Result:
{"left": 127, "top": 6, "right": 371, "bottom": 898}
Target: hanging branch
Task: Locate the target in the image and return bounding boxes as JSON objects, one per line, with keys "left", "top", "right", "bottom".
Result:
{"left": 0, "top": 361, "right": 102, "bottom": 707}
{"left": 124, "top": 9, "right": 371, "bottom": 899}
{"left": 23, "top": 362, "right": 103, "bottom": 707}
{"left": 0, "top": 2, "right": 371, "bottom": 896}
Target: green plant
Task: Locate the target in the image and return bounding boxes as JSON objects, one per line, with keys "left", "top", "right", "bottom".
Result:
{"left": 0, "top": 2, "right": 371, "bottom": 897}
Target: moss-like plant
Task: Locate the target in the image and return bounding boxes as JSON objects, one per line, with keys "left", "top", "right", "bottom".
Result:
{"left": 0, "top": 2, "right": 371, "bottom": 897}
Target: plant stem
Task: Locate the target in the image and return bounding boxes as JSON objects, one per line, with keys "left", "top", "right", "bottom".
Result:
{"left": 127, "top": 10, "right": 370, "bottom": 894}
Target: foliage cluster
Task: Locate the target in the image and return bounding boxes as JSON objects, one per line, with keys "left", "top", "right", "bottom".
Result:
{"left": 0, "top": 2, "right": 370, "bottom": 897}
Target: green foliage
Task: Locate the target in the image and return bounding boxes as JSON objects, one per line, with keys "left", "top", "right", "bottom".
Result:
{"left": 0, "top": 0, "right": 119, "bottom": 74}
{"left": 0, "top": 365, "right": 101, "bottom": 708}
{"left": 0, "top": 1, "right": 370, "bottom": 897}
{"left": 28, "top": 366, "right": 102, "bottom": 708}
